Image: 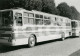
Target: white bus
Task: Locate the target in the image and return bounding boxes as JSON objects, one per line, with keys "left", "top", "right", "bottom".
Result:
{"left": 71, "top": 20, "right": 80, "bottom": 37}
{"left": 0, "top": 8, "right": 72, "bottom": 47}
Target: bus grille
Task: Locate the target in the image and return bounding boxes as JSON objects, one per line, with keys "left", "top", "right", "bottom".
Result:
{"left": 0, "top": 34, "right": 12, "bottom": 37}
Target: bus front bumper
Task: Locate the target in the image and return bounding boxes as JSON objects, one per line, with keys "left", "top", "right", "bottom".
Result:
{"left": 0, "top": 38, "right": 29, "bottom": 46}
{"left": 0, "top": 39, "right": 12, "bottom": 46}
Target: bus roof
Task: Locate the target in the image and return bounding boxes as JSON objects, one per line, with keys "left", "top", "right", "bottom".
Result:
{"left": 0, "top": 8, "right": 71, "bottom": 21}
{"left": 32, "top": 10, "right": 70, "bottom": 20}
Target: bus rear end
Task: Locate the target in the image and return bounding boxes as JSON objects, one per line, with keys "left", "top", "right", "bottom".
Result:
{"left": 0, "top": 10, "right": 14, "bottom": 46}
{"left": 71, "top": 20, "right": 80, "bottom": 36}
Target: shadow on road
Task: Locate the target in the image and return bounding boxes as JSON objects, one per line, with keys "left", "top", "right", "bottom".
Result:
{"left": 66, "top": 36, "right": 79, "bottom": 39}
{"left": 36, "top": 36, "right": 79, "bottom": 46}
{"left": 69, "top": 49, "right": 80, "bottom": 56}
{"left": 0, "top": 39, "right": 61, "bottom": 53}
{"left": 0, "top": 36, "right": 78, "bottom": 53}
{"left": 0, "top": 45, "right": 29, "bottom": 53}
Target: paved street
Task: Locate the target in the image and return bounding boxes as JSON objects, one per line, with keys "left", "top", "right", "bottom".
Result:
{"left": 0, "top": 37, "right": 80, "bottom": 56}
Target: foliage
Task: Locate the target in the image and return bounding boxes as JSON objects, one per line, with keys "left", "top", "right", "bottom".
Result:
{"left": 57, "top": 2, "right": 72, "bottom": 18}
{"left": 57, "top": 2, "right": 80, "bottom": 20}
{"left": 24, "top": 0, "right": 42, "bottom": 11}
{"left": 41, "top": 0, "right": 59, "bottom": 14}
{"left": 70, "top": 6, "right": 80, "bottom": 20}
{"left": 0, "top": 0, "right": 79, "bottom": 20}
{"left": 0, "top": 0, "right": 59, "bottom": 15}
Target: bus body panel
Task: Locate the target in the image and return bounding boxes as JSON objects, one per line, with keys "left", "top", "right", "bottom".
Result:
{"left": 0, "top": 8, "right": 72, "bottom": 46}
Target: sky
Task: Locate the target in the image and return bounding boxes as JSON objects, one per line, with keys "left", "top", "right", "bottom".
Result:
{"left": 55, "top": 0, "right": 80, "bottom": 12}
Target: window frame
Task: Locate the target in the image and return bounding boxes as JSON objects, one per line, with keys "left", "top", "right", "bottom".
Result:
{"left": 43, "top": 15, "right": 51, "bottom": 25}
{"left": 15, "top": 12, "right": 23, "bottom": 26}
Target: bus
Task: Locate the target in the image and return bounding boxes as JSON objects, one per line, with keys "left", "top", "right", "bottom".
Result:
{"left": 71, "top": 20, "right": 80, "bottom": 37}
{"left": 0, "top": 8, "right": 72, "bottom": 47}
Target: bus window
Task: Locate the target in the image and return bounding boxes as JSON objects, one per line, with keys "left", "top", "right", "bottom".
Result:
{"left": 51, "top": 17, "right": 56, "bottom": 25}
{"left": 44, "top": 20, "right": 51, "bottom": 25}
{"left": 55, "top": 17, "right": 57, "bottom": 21}
{"left": 29, "top": 18, "right": 34, "bottom": 24}
{"left": 35, "top": 14, "right": 39, "bottom": 18}
{"left": 35, "top": 19, "right": 42, "bottom": 25}
{"left": 35, "top": 14, "right": 43, "bottom": 19}
{"left": 40, "top": 15, "right": 43, "bottom": 18}
{"left": 71, "top": 21, "right": 77, "bottom": 28}
{"left": 44, "top": 16, "right": 51, "bottom": 25}
{"left": 23, "top": 17, "right": 28, "bottom": 24}
{"left": 16, "top": 17, "right": 22, "bottom": 26}
{"left": 23, "top": 12, "right": 28, "bottom": 17}
{"left": 29, "top": 13, "right": 34, "bottom": 17}
{"left": 66, "top": 23, "right": 71, "bottom": 26}
{"left": 57, "top": 22, "right": 61, "bottom": 26}
{"left": 44, "top": 16, "right": 47, "bottom": 19}
{"left": 51, "top": 17, "right": 55, "bottom": 21}
{"left": 28, "top": 13, "right": 34, "bottom": 24}
{"left": 40, "top": 15, "right": 43, "bottom": 24}
{"left": 1, "top": 11, "right": 13, "bottom": 26}
{"left": 15, "top": 13, "right": 22, "bottom": 26}
{"left": 35, "top": 14, "right": 43, "bottom": 25}
{"left": 23, "top": 12, "right": 28, "bottom": 24}
{"left": 44, "top": 16, "right": 50, "bottom": 19}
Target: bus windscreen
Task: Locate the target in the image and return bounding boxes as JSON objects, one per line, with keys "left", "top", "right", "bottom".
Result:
{"left": 0, "top": 11, "right": 13, "bottom": 26}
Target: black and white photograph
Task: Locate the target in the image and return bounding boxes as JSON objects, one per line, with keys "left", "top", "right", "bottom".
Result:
{"left": 0, "top": 0, "right": 80, "bottom": 56}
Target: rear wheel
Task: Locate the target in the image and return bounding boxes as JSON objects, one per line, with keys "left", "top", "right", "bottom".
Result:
{"left": 28, "top": 35, "right": 36, "bottom": 48}
{"left": 61, "top": 32, "right": 65, "bottom": 41}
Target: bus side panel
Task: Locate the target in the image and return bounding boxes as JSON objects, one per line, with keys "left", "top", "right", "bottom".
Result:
{"left": 12, "top": 32, "right": 29, "bottom": 46}
{"left": 36, "top": 30, "right": 62, "bottom": 42}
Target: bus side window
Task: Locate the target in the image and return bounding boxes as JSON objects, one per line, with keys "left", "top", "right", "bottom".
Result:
{"left": 55, "top": 17, "right": 57, "bottom": 21}
{"left": 35, "top": 14, "right": 43, "bottom": 25}
{"left": 35, "top": 14, "right": 39, "bottom": 18}
{"left": 16, "top": 17, "right": 22, "bottom": 26}
{"left": 44, "top": 20, "right": 51, "bottom": 25}
{"left": 44, "top": 16, "right": 51, "bottom": 25}
{"left": 23, "top": 13, "right": 28, "bottom": 24}
{"left": 15, "top": 13, "right": 22, "bottom": 26}
{"left": 29, "top": 13, "right": 34, "bottom": 24}
{"left": 40, "top": 15, "right": 43, "bottom": 24}
{"left": 35, "top": 19, "right": 41, "bottom": 25}
{"left": 71, "top": 21, "right": 77, "bottom": 28}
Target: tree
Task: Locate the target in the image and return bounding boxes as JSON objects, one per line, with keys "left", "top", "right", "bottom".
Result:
{"left": 0, "top": 0, "right": 25, "bottom": 9}
{"left": 41, "top": 0, "right": 59, "bottom": 14}
{"left": 0, "top": 0, "right": 59, "bottom": 15}
{"left": 57, "top": 2, "right": 72, "bottom": 18}
{"left": 0, "top": 0, "right": 11, "bottom": 9}
{"left": 24, "top": 0, "right": 42, "bottom": 11}
{"left": 9, "top": 0, "right": 25, "bottom": 8}
{"left": 71, "top": 6, "right": 80, "bottom": 20}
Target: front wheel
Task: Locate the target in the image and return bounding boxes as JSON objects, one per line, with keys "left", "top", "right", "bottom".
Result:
{"left": 28, "top": 35, "right": 36, "bottom": 48}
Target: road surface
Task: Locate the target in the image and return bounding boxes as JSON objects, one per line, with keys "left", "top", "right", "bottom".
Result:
{"left": 0, "top": 37, "right": 80, "bottom": 56}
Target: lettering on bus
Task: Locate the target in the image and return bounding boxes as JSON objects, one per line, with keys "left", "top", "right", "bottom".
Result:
{"left": 26, "top": 27, "right": 32, "bottom": 31}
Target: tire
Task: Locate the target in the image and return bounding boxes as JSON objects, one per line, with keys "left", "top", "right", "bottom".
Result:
{"left": 61, "top": 32, "right": 65, "bottom": 41}
{"left": 28, "top": 35, "right": 36, "bottom": 48}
